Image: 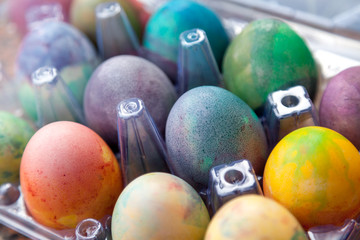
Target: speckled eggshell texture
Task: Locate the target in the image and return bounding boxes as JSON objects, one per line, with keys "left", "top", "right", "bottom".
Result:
{"left": 166, "top": 86, "right": 268, "bottom": 191}
{"left": 84, "top": 55, "right": 177, "bottom": 149}
{"left": 319, "top": 66, "right": 360, "bottom": 150}
{"left": 111, "top": 172, "right": 210, "bottom": 240}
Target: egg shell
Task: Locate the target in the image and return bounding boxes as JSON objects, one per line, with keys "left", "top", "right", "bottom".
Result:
{"left": 223, "top": 18, "right": 318, "bottom": 113}
{"left": 205, "top": 195, "right": 307, "bottom": 240}
{"left": 84, "top": 55, "right": 177, "bottom": 149}
{"left": 0, "top": 111, "right": 35, "bottom": 184}
{"left": 20, "top": 121, "right": 123, "bottom": 229}
{"left": 166, "top": 86, "right": 268, "bottom": 191}
{"left": 111, "top": 172, "right": 210, "bottom": 240}
{"left": 143, "top": 0, "right": 229, "bottom": 71}
{"left": 16, "top": 21, "right": 98, "bottom": 121}
{"left": 263, "top": 126, "right": 360, "bottom": 229}
{"left": 319, "top": 66, "right": 360, "bottom": 150}
{"left": 70, "top": 0, "right": 142, "bottom": 43}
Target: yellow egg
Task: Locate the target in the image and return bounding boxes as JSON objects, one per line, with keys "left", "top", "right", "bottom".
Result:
{"left": 111, "top": 172, "right": 210, "bottom": 240}
{"left": 205, "top": 195, "right": 307, "bottom": 240}
{"left": 263, "top": 126, "right": 360, "bottom": 229}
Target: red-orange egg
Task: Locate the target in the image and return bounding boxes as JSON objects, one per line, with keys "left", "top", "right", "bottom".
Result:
{"left": 20, "top": 121, "right": 123, "bottom": 230}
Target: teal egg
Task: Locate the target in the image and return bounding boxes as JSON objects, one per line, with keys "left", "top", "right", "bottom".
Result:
{"left": 165, "top": 86, "right": 268, "bottom": 191}
{"left": 143, "top": 0, "right": 229, "bottom": 70}
{"left": 0, "top": 111, "right": 35, "bottom": 184}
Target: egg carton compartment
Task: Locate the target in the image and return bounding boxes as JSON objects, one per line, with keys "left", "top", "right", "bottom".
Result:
{"left": 1, "top": 0, "right": 360, "bottom": 239}
{"left": 0, "top": 183, "right": 111, "bottom": 240}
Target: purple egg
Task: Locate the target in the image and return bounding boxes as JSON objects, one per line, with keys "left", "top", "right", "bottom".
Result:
{"left": 84, "top": 55, "right": 177, "bottom": 149}
{"left": 319, "top": 66, "right": 360, "bottom": 150}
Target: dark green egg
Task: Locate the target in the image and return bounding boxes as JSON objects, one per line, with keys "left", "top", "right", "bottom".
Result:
{"left": 223, "top": 18, "right": 318, "bottom": 114}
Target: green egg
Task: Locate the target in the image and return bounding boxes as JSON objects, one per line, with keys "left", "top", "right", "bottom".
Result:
{"left": 0, "top": 111, "right": 35, "bottom": 184}
{"left": 223, "top": 18, "right": 318, "bottom": 114}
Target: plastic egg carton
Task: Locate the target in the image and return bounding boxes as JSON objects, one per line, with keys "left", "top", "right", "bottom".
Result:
{"left": 0, "top": 183, "right": 111, "bottom": 239}
{"left": 1, "top": 0, "right": 360, "bottom": 239}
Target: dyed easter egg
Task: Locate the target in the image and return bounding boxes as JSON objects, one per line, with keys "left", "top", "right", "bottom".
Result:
{"left": 128, "top": 0, "right": 151, "bottom": 31}
{"left": 319, "top": 66, "right": 360, "bottom": 150}
{"left": 70, "top": 0, "right": 142, "bottom": 43}
{"left": 223, "top": 18, "right": 318, "bottom": 113}
{"left": 16, "top": 21, "right": 98, "bottom": 121}
{"left": 20, "top": 121, "right": 123, "bottom": 229}
{"left": 143, "top": 0, "right": 229, "bottom": 78}
{"left": 263, "top": 126, "right": 360, "bottom": 229}
{"left": 0, "top": 112, "right": 34, "bottom": 185}
{"left": 205, "top": 195, "right": 307, "bottom": 240}
{"left": 111, "top": 172, "right": 210, "bottom": 240}
{"left": 166, "top": 86, "right": 268, "bottom": 191}
{"left": 8, "top": 0, "right": 72, "bottom": 36}
{"left": 84, "top": 55, "right": 177, "bottom": 150}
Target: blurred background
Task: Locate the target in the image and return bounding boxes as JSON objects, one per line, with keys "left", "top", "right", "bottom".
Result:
{"left": 226, "top": 0, "right": 360, "bottom": 33}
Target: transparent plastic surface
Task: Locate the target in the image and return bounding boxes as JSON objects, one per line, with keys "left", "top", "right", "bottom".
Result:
{"left": 263, "top": 85, "right": 319, "bottom": 149}
{"left": 177, "top": 28, "right": 222, "bottom": 95}
{"left": 207, "top": 0, "right": 360, "bottom": 39}
{"left": 117, "top": 98, "right": 171, "bottom": 186}
{"left": 308, "top": 219, "right": 360, "bottom": 240}
{"left": 96, "top": 2, "right": 140, "bottom": 60}
{"left": 207, "top": 159, "right": 263, "bottom": 215}
{"left": 0, "top": 183, "right": 112, "bottom": 240}
{"left": 25, "top": 3, "right": 64, "bottom": 32}
{"left": 32, "top": 67, "right": 86, "bottom": 128}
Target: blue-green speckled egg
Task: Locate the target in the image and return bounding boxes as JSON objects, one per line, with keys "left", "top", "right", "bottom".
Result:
{"left": 166, "top": 86, "right": 268, "bottom": 191}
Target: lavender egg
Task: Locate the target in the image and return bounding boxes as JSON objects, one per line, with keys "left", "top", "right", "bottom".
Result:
{"left": 166, "top": 86, "right": 268, "bottom": 191}
{"left": 84, "top": 55, "right": 177, "bottom": 150}
{"left": 319, "top": 66, "right": 360, "bottom": 150}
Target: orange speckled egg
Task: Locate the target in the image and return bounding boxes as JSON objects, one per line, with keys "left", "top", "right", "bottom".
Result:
{"left": 263, "top": 126, "right": 360, "bottom": 229}
{"left": 205, "top": 195, "right": 307, "bottom": 240}
{"left": 20, "top": 121, "right": 123, "bottom": 229}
